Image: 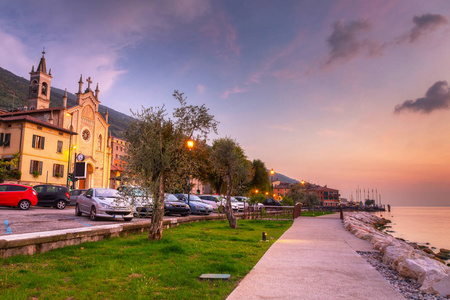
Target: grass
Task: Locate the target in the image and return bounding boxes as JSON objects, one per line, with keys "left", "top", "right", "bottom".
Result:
{"left": 0, "top": 219, "right": 292, "bottom": 300}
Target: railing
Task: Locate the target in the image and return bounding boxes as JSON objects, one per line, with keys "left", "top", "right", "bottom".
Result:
{"left": 243, "top": 205, "right": 294, "bottom": 220}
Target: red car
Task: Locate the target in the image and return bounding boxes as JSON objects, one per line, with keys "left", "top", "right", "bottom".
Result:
{"left": 0, "top": 184, "right": 38, "bottom": 210}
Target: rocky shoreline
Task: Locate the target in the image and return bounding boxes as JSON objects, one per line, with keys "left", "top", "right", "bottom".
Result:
{"left": 343, "top": 212, "right": 450, "bottom": 298}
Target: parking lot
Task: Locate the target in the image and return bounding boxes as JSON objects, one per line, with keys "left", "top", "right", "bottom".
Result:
{"left": 0, "top": 206, "right": 184, "bottom": 236}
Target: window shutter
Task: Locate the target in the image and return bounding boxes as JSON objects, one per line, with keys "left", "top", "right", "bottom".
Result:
{"left": 0, "top": 133, "right": 3, "bottom": 146}
{"left": 32, "top": 135, "right": 36, "bottom": 148}
{"left": 4, "top": 134, "right": 10, "bottom": 146}
{"left": 30, "top": 160, "right": 34, "bottom": 174}
{"left": 39, "top": 161, "right": 43, "bottom": 174}
{"left": 61, "top": 165, "right": 64, "bottom": 177}
{"left": 53, "top": 164, "right": 56, "bottom": 177}
{"left": 41, "top": 137, "right": 45, "bottom": 149}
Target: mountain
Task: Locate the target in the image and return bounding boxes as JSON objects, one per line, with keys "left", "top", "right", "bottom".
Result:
{"left": 0, "top": 66, "right": 132, "bottom": 138}
{"left": 272, "top": 172, "right": 299, "bottom": 184}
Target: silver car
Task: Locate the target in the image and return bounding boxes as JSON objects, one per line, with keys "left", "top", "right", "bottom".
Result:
{"left": 75, "top": 188, "right": 133, "bottom": 221}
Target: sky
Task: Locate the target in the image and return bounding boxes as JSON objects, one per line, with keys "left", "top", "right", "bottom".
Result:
{"left": 1, "top": 0, "right": 450, "bottom": 206}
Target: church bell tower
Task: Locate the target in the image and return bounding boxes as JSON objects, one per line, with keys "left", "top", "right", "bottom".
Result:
{"left": 27, "top": 50, "right": 52, "bottom": 110}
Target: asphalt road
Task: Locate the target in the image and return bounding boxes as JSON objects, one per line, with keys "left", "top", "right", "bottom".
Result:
{"left": 0, "top": 205, "right": 178, "bottom": 236}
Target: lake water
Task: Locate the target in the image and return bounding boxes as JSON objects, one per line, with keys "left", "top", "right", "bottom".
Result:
{"left": 372, "top": 206, "right": 450, "bottom": 251}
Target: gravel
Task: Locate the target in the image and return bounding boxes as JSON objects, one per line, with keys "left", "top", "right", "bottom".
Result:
{"left": 358, "top": 251, "right": 448, "bottom": 300}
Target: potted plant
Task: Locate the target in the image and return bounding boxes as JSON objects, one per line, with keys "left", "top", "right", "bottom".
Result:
{"left": 55, "top": 173, "right": 61, "bottom": 178}
{"left": 32, "top": 170, "right": 40, "bottom": 178}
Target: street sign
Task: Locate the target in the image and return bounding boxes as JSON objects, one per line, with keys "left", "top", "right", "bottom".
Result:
{"left": 74, "top": 162, "right": 86, "bottom": 178}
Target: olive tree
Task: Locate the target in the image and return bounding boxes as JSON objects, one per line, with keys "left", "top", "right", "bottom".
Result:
{"left": 210, "top": 137, "right": 249, "bottom": 229}
{"left": 286, "top": 183, "right": 306, "bottom": 204}
{"left": 125, "top": 91, "right": 218, "bottom": 240}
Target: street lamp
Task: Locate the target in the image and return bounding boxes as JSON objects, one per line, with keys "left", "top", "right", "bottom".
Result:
{"left": 269, "top": 169, "right": 275, "bottom": 198}
{"left": 66, "top": 112, "right": 73, "bottom": 189}
{"left": 187, "top": 140, "right": 194, "bottom": 206}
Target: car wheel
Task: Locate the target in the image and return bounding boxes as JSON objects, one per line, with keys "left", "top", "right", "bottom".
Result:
{"left": 90, "top": 206, "right": 97, "bottom": 221}
{"left": 18, "top": 200, "right": 31, "bottom": 210}
{"left": 55, "top": 200, "right": 66, "bottom": 210}
{"left": 123, "top": 218, "right": 132, "bottom": 222}
{"left": 75, "top": 204, "right": 82, "bottom": 216}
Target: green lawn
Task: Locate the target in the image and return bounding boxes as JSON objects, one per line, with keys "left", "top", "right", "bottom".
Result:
{"left": 301, "top": 211, "right": 335, "bottom": 217}
{"left": 0, "top": 220, "right": 292, "bottom": 299}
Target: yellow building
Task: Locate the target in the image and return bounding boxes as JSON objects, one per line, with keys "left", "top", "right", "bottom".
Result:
{"left": 0, "top": 51, "right": 111, "bottom": 189}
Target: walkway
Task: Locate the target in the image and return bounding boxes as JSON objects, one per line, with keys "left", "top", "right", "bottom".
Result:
{"left": 227, "top": 213, "right": 404, "bottom": 300}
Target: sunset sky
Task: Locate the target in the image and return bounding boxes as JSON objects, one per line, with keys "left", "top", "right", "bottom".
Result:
{"left": 1, "top": 1, "right": 449, "bottom": 206}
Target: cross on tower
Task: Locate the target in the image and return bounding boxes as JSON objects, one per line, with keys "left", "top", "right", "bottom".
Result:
{"left": 86, "top": 76, "right": 92, "bottom": 90}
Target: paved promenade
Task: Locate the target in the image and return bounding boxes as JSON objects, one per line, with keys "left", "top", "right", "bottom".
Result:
{"left": 227, "top": 214, "right": 405, "bottom": 300}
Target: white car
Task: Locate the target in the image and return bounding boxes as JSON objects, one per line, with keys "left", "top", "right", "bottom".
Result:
{"left": 118, "top": 186, "right": 153, "bottom": 217}
{"left": 198, "top": 195, "right": 221, "bottom": 211}
{"left": 235, "top": 196, "right": 264, "bottom": 210}
{"left": 75, "top": 188, "right": 133, "bottom": 221}
{"left": 219, "top": 197, "right": 241, "bottom": 212}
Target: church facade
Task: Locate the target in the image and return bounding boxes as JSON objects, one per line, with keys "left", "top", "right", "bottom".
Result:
{"left": 0, "top": 51, "right": 112, "bottom": 189}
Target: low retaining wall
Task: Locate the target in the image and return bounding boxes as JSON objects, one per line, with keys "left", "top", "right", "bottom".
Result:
{"left": 0, "top": 214, "right": 229, "bottom": 259}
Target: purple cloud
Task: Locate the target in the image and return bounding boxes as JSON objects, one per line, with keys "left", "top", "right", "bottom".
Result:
{"left": 394, "top": 81, "right": 450, "bottom": 114}
{"left": 324, "top": 19, "right": 383, "bottom": 66}
{"left": 409, "top": 13, "right": 448, "bottom": 43}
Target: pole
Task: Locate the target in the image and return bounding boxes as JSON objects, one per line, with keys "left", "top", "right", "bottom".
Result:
{"left": 66, "top": 114, "right": 73, "bottom": 189}
{"left": 188, "top": 148, "right": 191, "bottom": 206}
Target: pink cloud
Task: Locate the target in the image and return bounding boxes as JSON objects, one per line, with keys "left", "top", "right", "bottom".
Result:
{"left": 221, "top": 86, "right": 247, "bottom": 99}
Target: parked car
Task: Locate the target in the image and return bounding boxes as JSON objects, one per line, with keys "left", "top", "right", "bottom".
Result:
{"left": 174, "top": 194, "right": 213, "bottom": 215}
{"left": 33, "top": 184, "right": 70, "bottom": 209}
{"left": 75, "top": 188, "right": 133, "bottom": 221}
{"left": 234, "top": 196, "right": 249, "bottom": 209}
{"left": 198, "top": 194, "right": 221, "bottom": 211}
{"left": 263, "top": 198, "right": 282, "bottom": 206}
{"left": 68, "top": 189, "right": 88, "bottom": 206}
{"left": 118, "top": 186, "right": 153, "bottom": 217}
{"left": 218, "top": 197, "right": 242, "bottom": 212}
{"left": 0, "top": 183, "right": 38, "bottom": 210}
{"left": 165, "top": 193, "right": 191, "bottom": 216}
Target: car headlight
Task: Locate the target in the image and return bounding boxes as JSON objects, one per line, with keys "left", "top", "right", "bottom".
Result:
{"left": 166, "top": 203, "right": 173, "bottom": 207}
{"left": 99, "top": 202, "right": 112, "bottom": 209}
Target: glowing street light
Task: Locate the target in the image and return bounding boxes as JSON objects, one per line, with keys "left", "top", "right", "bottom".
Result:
{"left": 187, "top": 140, "right": 194, "bottom": 206}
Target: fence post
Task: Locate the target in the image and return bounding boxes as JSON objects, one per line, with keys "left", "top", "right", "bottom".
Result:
{"left": 293, "top": 203, "right": 302, "bottom": 219}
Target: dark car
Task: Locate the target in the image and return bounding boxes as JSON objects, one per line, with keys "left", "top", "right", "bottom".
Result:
{"left": 263, "top": 198, "right": 282, "bottom": 206}
{"left": 0, "top": 183, "right": 38, "bottom": 210}
{"left": 165, "top": 193, "right": 191, "bottom": 216}
{"left": 33, "top": 185, "right": 70, "bottom": 209}
{"left": 68, "top": 189, "right": 88, "bottom": 206}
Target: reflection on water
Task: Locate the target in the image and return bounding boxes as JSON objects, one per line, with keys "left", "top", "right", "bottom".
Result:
{"left": 373, "top": 206, "right": 450, "bottom": 250}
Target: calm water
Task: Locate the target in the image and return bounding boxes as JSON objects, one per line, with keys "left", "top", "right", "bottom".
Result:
{"left": 373, "top": 206, "right": 450, "bottom": 251}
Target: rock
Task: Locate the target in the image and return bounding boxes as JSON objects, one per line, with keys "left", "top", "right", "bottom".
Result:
{"left": 435, "top": 252, "right": 450, "bottom": 260}
{"left": 423, "top": 248, "right": 434, "bottom": 255}
{"left": 430, "top": 274, "right": 450, "bottom": 297}
{"left": 440, "top": 248, "right": 450, "bottom": 254}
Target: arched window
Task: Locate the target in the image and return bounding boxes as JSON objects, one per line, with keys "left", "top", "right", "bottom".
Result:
{"left": 31, "top": 80, "right": 38, "bottom": 96}
{"left": 98, "top": 134, "right": 103, "bottom": 151}
{"left": 41, "top": 82, "right": 48, "bottom": 96}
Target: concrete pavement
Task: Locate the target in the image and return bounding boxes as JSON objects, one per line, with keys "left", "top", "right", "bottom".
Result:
{"left": 227, "top": 213, "right": 405, "bottom": 300}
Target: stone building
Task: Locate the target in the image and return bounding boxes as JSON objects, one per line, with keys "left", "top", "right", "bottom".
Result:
{"left": 0, "top": 51, "right": 111, "bottom": 189}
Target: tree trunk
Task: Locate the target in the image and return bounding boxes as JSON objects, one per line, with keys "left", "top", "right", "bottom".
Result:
{"left": 224, "top": 172, "right": 237, "bottom": 229}
{"left": 149, "top": 173, "right": 164, "bottom": 240}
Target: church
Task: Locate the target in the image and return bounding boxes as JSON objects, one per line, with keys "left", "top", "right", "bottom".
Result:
{"left": 0, "top": 51, "right": 112, "bottom": 189}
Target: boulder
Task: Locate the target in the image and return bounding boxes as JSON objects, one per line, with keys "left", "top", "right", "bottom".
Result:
{"left": 431, "top": 275, "right": 450, "bottom": 297}
{"left": 440, "top": 248, "right": 450, "bottom": 254}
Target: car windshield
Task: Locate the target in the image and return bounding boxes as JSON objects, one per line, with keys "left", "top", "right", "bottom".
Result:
{"left": 165, "top": 194, "right": 180, "bottom": 201}
{"left": 96, "top": 189, "right": 119, "bottom": 198}
{"left": 186, "top": 195, "right": 203, "bottom": 202}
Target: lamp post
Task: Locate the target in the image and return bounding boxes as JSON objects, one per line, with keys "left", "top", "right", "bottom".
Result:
{"left": 269, "top": 169, "right": 275, "bottom": 199}
{"left": 66, "top": 113, "right": 73, "bottom": 189}
{"left": 187, "top": 140, "right": 194, "bottom": 206}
